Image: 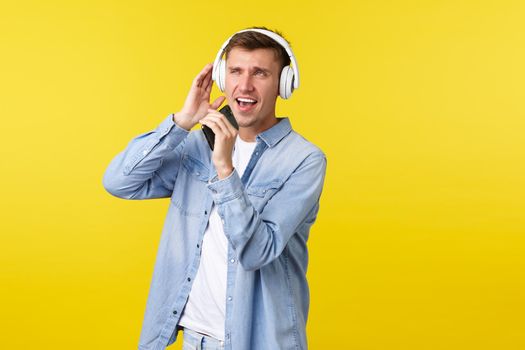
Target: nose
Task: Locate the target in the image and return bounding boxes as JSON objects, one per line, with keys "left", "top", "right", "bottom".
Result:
{"left": 238, "top": 72, "right": 254, "bottom": 93}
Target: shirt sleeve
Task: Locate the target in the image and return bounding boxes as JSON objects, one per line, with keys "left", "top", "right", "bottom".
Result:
{"left": 102, "top": 113, "right": 190, "bottom": 199}
{"left": 206, "top": 152, "right": 327, "bottom": 271}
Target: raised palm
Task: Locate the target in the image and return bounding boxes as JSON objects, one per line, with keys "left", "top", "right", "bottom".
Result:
{"left": 178, "top": 63, "right": 226, "bottom": 127}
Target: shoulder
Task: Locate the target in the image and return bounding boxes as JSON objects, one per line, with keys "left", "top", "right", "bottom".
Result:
{"left": 283, "top": 130, "right": 326, "bottom": 162}
{"left": 262, "top": 129, "right": 326, "bottom": 181}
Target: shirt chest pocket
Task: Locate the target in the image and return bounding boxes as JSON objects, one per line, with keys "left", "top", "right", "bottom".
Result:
{"left": 170, "top": 154, "right": 210, "bottom": 217}
{"left": 246, "top": 180, "right": 284, "bottom": 213}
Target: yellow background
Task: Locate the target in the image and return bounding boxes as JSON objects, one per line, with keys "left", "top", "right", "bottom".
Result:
{"left": 1, "top": 0, "right": 524, "bottom": 349}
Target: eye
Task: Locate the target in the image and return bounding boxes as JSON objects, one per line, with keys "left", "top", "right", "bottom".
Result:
{"left": 229, "top": 68, "right": 240, "bottom": 74}
{"left": 254, "top": 69, "right": 267, "bottom": 77}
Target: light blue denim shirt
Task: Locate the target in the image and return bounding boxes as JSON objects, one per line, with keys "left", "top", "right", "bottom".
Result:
{"left": 103, "top": 113, "right": 327, "bottom": 350}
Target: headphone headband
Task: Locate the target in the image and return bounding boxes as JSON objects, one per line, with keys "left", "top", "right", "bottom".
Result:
{"left": 212, "top": 29, "right": 300, "bottom": 89}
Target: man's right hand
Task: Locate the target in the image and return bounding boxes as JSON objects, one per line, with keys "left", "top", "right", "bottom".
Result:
{"left": 173, "top": 63, "right": 226, "bottom": 131}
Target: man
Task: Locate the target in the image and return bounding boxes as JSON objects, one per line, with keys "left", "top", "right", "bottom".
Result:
{"left": 103, "top": 27, "right": 327, "bottom": 350}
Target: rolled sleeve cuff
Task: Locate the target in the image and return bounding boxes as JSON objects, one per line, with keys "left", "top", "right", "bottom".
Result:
{"left": 155, "top": 113, "right": 190, "bottom": 150}
{"left": 206, "top": 168, "right": 243, "bottom": 204}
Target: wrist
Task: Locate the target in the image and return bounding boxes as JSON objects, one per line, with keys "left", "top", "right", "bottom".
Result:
{"left": 217, "top": 166, "right": 234, "bottom": 180}
{"left": 173, "top": 112, "right": 194, "bottom": 131}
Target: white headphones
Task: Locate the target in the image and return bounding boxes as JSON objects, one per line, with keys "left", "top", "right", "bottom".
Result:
{"left": 212, "top": 28, "right": 300, "bottom": 99}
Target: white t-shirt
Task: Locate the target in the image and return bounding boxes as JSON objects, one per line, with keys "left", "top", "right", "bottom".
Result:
{"left": 178, "top": 135, "right": 256, "bottom": 340}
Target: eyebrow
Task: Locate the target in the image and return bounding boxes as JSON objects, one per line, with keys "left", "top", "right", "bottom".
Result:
{"left": 228, "top": 65, "right": 272, "bottom": 74}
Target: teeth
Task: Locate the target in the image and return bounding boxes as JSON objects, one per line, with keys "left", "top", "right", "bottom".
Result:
{"left": 237, "top": 97, "right": 256, "bottom": 103}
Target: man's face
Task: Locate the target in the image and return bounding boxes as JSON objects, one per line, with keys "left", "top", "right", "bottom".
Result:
{"left": 224, "top": 47, "right": 281, "bottom": 130}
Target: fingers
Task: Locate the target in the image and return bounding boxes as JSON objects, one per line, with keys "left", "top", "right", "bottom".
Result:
{"left": 200, "top": 114, "right": 229, "bottom": 137}
{"left": 193, "top": 63, "right": 213, "bottom": 88}
{"left": 210, "top": 96, "right": 226, "bottom": 110}
{"left": 203, "top": 69, "right": 213, "bottom": 91}
{"left": 204, "top": 68, "right": 214, "bottom": 92}
{"left": 200, "top": 110, "right": 237, "bottom": 137}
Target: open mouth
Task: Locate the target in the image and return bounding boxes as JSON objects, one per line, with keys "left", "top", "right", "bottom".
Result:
{"left": 235, "top": 97, "right": 258, "bottom": 110}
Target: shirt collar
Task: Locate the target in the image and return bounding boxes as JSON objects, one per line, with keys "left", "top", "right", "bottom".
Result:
{"left": 256, "top": 117, "right": 292, "bottom": 148}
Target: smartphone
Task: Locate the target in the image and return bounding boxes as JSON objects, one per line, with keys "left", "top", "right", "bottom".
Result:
{"left": 202, "top": 104, "right": 239, "bottom": 150}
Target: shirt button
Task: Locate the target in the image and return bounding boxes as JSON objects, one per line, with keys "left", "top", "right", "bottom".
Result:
{"left": 173, "top": 310, "right": 177, "bottom": 315}
{"left": 196, "top": 172, "right": 200, "bottom": 176}
{"left": 204, "top": 210, "right": 207, "bottom": 215}
{"left": 255, "top": 152, "right": 259, "bottom": 155}
{"left": 197, "top": 244, "right": 200, "bottom": 248}
{"left": 142, "top": 150, "right": 148, "bottom": 155}
{"left": 221, "top": 219, "right": 225, "bottom": 224}
{"left": 230, "top": 258, "right": 235, "bottom": 263}
{"left": 187, "top": 277, "right": 191, "bottom": 282}
{"left": 228, "top": 296, "right": 232, "bottom": 301}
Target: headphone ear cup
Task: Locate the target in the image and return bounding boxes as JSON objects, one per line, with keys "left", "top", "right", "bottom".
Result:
{"left": 279, "top": 65, "right": 294, "bottom": 99}
{"left": 217, "top": 59, "right": 226, "bottom": 92}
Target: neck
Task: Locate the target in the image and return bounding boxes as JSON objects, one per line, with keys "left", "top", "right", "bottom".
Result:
{"left": 239, "top": 117, "right": 279, "bottom": 142}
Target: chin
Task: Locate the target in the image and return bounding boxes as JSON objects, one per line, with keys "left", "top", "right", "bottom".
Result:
{"left": 235, "top": 116, "right": 256, "bottom": 128}
{"left": 232, "top": 107, "right": 258, "bottom": 121}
